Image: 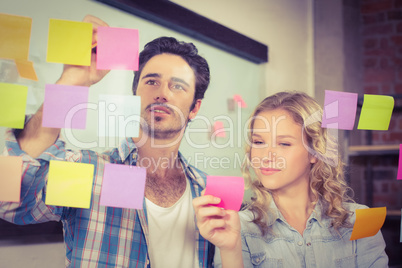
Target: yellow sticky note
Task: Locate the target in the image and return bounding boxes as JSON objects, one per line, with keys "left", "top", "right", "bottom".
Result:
{"left": 350, "top": 207, "right": 386, "bottom": 240}
{"left": 357, "top": 94, "right": 394, "bottom": 130}
{"left": 14, "top": 59, "right": 38, "bottom": 81}
{"left": 0, "top": 156, "right": 23, "bottom": 202}
{"left": 45, "top": 161, "right": 94, "bottom": 209}
{"left": 0, "top": 82, "right": 28, "bottom": 129}
{"left": 0, "top": 13, "right": 32, "bottom": 60}
{"left": 46, "top": 19, "right": 92, "bottom": 66}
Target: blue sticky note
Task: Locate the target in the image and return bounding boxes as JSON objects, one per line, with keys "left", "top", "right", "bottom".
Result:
{"left": 97, "top": 94, "right": 141, "bottom": 137}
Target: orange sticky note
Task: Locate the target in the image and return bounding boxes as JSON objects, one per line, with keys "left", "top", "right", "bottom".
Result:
{"left": 0, "top": 13, "right": 32, "bottom": 60}
{"left": 14, "top": 59, "right": 38, "bottom": 81}
{"left": 350, "top": 207, "right": 386, "bottom": 240}
{"left": 0, "top": 156, "right": 23, "bottom": 202}
{"left": 47, "top": 18, "right": 92, "bottom": 66}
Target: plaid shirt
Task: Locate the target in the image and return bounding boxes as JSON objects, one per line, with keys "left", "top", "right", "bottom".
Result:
{"left": 0, "top": 128, "right": 213, "bottom": 268}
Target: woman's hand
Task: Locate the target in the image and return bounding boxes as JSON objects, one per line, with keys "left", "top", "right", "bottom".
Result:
{"left": 193, "top": 193, "right": 241, "bottom": 251}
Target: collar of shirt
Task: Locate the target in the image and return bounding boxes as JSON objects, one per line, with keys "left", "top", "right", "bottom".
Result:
{"left": 267, "top": 199, "right": 325, "bottom": 228}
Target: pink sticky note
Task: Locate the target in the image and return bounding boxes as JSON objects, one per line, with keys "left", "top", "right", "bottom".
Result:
{"left": 96, "top": 27, "right": 139, "bottom": 70}
{"left": 321, "top": 90, "right": 358, "bottom": 130}
{"left": 233, "top": 94, "right": 247, "bottom": 108}
{"left": 100, "top": 164, "right": 146, "bottom": 209}
{"left": 213, "top": 121, "right": 226, "bottom": 137}
{"left": 0, "top": 156, "right": 22, "bottom": 202}
{"left": 397, "top": 144, "right": 402, "bottom": 180}
{"left": 42, "top": 84, "right": 89, "bottom": 129}
{"left": 204, "top": 176, "right": 244, "bottom": 211}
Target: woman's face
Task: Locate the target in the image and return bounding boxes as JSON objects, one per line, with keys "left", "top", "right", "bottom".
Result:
{"left": 249, "top": 109, "right": 317, "bottom": 195}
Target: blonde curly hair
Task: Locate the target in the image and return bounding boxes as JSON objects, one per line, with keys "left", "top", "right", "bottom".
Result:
{"left": 242, "top": 91, "right": 353, "bottom": 236}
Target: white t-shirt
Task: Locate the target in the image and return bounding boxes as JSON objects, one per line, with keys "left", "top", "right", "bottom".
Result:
{"left": 145, "top": 179, "right": 198, "bottom": 268}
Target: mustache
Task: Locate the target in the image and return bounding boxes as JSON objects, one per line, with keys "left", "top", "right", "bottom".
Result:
{"left": 145, "top": 102, "right": 175, "bottom": 114}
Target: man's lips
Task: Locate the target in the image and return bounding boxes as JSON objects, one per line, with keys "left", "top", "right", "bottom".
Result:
{"left": 148, "top": 105, "right": 171, "bottom": 115}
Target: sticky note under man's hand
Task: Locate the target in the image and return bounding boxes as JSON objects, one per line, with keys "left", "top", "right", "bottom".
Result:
{"left": 0, "top": 13, "right": 32, "bottom": 60}
{"left": 0, "top": 82, "right": 28, "bottom": 129}
{"left": 45, "top": 160, "right": 94, "bottom": 209}
{"left": 0, "top": 156, "right": 23, "bottom": 202}
{"left": 204, "top": 176, "right": 244, "bottom": 211}
{"left": 100, "top": 164, "right": 146, "bottom": 209}
{"left": 357, "top": 94, "right": 394, "bottom": 131}
{"left": 350, "top": 207, "right": 386, "bottom": 240}
{"left": 96, "top": 26, "right": 139, "bottom": 70}
{"left": 47, "top": 18, "right": 92, "bottom": 66}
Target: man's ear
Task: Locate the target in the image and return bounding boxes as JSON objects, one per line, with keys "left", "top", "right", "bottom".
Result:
{"left": 189, "top": 99, "right": 202, "bottom": 120}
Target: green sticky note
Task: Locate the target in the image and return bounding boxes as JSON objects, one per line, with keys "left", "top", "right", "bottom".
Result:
{"left": 0, "top": 82, "right": 28, "bottom": 129}
{"left": 46, "top": 18, "right": 92, "bottom": 66}
{"left": 45, "top": 161, "right": 94, "bottom": 209}
{"left": 357, "top": 94, "right": 394, "bottom": 131}
{"left": 0, "top": 13, "right": 32, "bottom": 60}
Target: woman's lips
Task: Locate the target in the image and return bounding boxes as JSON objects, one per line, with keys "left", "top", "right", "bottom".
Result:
{"left": 260, "top": 167, "right": 281, "bottom": 175}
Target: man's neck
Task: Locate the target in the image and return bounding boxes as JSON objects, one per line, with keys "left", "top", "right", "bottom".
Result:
{"left": 134, "top": 131, "right": 187, "bottom": 208}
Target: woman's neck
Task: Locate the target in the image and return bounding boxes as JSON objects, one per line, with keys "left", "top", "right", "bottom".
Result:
{"left": 272, "top": 189, "right": 315, "bottom": 235}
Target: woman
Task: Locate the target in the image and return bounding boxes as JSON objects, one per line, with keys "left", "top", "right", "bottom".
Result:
{"left": 193, "top": 91, "right": 388, "bottom": 267}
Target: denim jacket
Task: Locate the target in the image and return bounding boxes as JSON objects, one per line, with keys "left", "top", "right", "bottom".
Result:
{"left": 215, "top": 201, "right": 388, "bottom": 268}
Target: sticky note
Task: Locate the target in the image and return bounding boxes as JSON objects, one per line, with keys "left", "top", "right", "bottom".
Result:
{"left": 100, "top": 164, "right": 146, "bottom": 209}
{"left": 42, "top": 84, "right": 89, "bottom": 129}
{"left": 14, "top": 59, "right": 38, "bottom": 81}
{"left": 45, "top": 160, "right": 94, "bottom": 208}
{"left": 350, "top": 207, "right": 386, "bottom": 240}
{"left": 98, "top": 94, "right": 141, "bottom": 137}
{"left": 0, "top": 13, "right": 32, "bottom": 60}
{"left": 357, "top": 94, "right": 394, "bottom": 131}
{"left": 397, "top": 144, "right": 402, "bottom": 180}
{"left": 0, "top": 156, "right": 22, "bottom": 202}
{"left": 400, "top": 209, "right": 402, "bottom": 243}
{"left": 0, "top": 82, "right": 28, "bottom": 129}
{"left": 204, "top": 176, "right": 244, "bottom": 211}
{"left": 213, "top": 121, "right": 226, "bottom": 138}
{"left": 96, "top": 27, "right": 139, "bottom": 70}
{"left": 233, "top": 94, "right": 247, "bottom": 108}
{"left": 47, "top": 18, "right": 92, "bottom": 66}
{"left": 321, "top": 90, "right": 358, "bottom": 130}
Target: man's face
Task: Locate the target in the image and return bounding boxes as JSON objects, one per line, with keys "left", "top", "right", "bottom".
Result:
{"left": 136, "top": 53, "right": 201, "bottom": 139}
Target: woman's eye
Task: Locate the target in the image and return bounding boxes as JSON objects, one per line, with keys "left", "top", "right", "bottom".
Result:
{"left": 252, "top": 140, "right": 264, "bottom": 146}
{"left": 279, "top": 143, "right": 291, "bottom": 147}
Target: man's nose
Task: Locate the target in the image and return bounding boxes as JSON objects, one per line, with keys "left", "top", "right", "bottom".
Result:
{"left": 154, "top": 82, "right": 170, "bottom": 102}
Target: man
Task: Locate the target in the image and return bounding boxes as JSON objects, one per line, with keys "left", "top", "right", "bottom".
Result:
{"left": 0, "top": 15, "right": 213, "bottom": 267}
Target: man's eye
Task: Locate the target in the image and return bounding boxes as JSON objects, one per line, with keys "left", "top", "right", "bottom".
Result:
{"left": 172, "top": 84, "right": 184, "bottom": 90}
{"left": 146, "top": 80, "right": 157, "bottom": 86}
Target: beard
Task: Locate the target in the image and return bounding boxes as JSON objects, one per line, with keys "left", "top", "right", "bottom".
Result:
{"left": 142, "top": 103, "right": 190, "bottom": 139}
